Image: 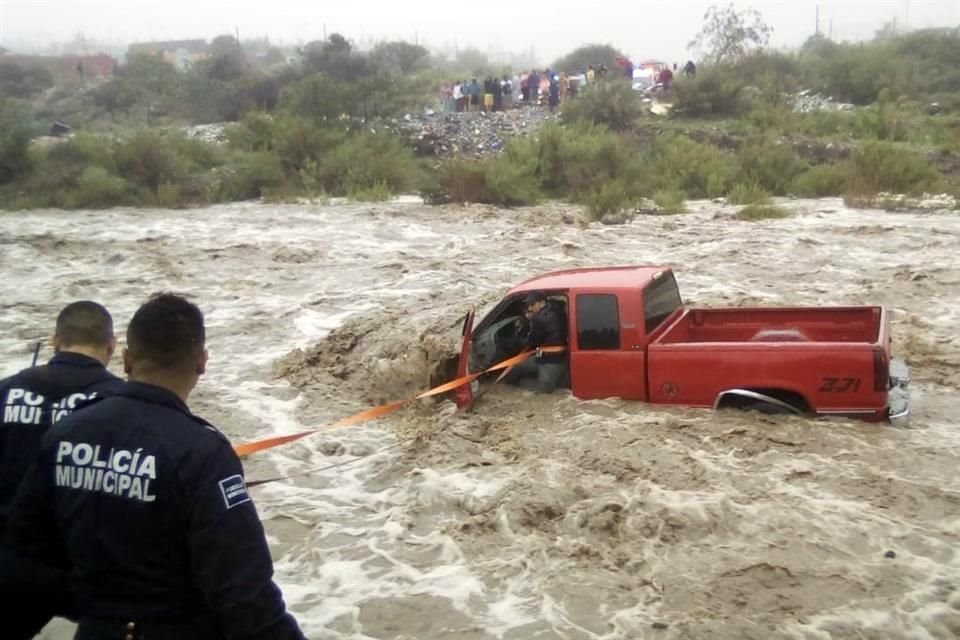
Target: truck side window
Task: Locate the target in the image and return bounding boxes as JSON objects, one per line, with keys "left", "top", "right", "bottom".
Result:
{"left": 576, "top": 294, "right": 620, "bottom": 350}
{"left": 644, "top": 272, "right": 682, "bottom": 333}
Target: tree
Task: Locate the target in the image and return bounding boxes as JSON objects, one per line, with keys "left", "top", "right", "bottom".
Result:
{"left": 302, "top": 34, "right": 372, "bottom": 81}
{"left": 203, "top": 35, "right": 248, "bottom": 82}
{"left": 0, "top": 62, "right": 54, "bottom": 99}
{"left": 452, "top": 48, "right": 490, "bottom": 76}
{"left": 553, "top": 44, "right": 627, "bottom": 74}
{"left": 370, "top": 41, "right": 429, "bottom": 75}
{"left": 688, "top": 4, "right": 772, "bottom": 64}
{"left": 0, "top": 99, "right": 35, "bottom": 184}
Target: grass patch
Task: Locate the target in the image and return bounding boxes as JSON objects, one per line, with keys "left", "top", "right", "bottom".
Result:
{"left": 348, "top": 180, "right": 392, "bottom": 202}
{"left": 653, "top": 189, "right": 687, "bottom": 214}
{"left": 727, "top": 182, "right": 770, "bottom": 204}
{"left": 736, "top": 202, "right": 790, "bottom": 220}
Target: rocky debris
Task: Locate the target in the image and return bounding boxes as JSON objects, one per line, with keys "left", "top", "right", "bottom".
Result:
{"left": 790, "top": 89, "right": 855, "bottom": 114}
{"left": 182, "top": 123, "right": 230, "bottom": 145}
{"left": 378, "top": 109, "right": 558, "bottom": 157}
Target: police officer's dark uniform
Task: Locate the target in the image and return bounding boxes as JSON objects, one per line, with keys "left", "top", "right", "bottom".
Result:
{"left": 0, "top": 351, "right": 123, "bottom": 638}
{"left": 9, "top": 380, "right": 305, "bottom": 640}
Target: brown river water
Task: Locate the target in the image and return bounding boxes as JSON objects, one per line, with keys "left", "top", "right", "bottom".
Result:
{"left": 1, "top": 197, "right": 958, "bottom": 640}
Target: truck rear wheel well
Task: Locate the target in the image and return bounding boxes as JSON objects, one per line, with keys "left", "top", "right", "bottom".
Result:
{"left": 714, "top": 388, "right": 810, "bottom": 416}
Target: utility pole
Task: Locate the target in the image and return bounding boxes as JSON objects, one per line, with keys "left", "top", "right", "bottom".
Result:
{"left": 816, "top": 3, "right": 821, "bottom": 36}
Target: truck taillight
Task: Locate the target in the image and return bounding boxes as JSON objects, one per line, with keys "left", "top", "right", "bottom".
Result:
{"left": 873, "top": 349, "right": 889, "bottom": 392}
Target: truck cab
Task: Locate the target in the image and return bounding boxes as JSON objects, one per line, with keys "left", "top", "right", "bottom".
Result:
{"left": 456, "top": 266, "right": 910, "bottom": 426}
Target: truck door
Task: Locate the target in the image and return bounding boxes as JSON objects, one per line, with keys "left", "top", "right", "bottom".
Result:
{"left": 454, "top": 309, "right": 475, "bottom": 409}
{"left": 569, "top": 292, "right": 647, "bottom": 401}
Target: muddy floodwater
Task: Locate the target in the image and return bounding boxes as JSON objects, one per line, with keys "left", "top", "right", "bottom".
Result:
{"left": 1, "top": 198, "right": 958, "bottom": 640}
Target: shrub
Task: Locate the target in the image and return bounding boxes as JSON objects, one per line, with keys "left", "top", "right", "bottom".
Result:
{"left": 847, "top": 142, "right": 944, "bottom": 195}
{"left": 736, "top": 203, "right": 790, "bottom": 220}
{"left": 653, "top": 189, "right": 687, "bottom": 214}
{"left": 672, "top": 66, "right": 745, "bottom": 117}
{"left": 647, "top": 135, "right": 736, "bottom": 199}
{"left": 480, "top": 155, "right": 541, "bottom": 207}
{"left": 156, "top": 181, "right": 183, "bottom": 208}
{"left": 790, "top": 164, "right": 851, "bottom": 197}
{"left": 581, "top": 180, "right": 636, "bottom": 219}
{"left": 227, "top": 111, "right": 276, "bottom": 152}
{"left": 433, "top": 159, "right": 486, "bottom": 203}
{"left": 736, "top": 138, "right": 808, "bottom": 194}
{"left": 65, "top": 167, "right": 130, "bottom": 209}
{"left": 348, "top": 180, "right": 392, "bottom": 202}
{"left": 527, "top": 123, "right": 633, "bottom": 197}
{"left": 316, "top": 131, "right": 417, "bottom": 196}
{"left": 561, "top": 81, "right": 643, "bottom": 131}
{"left": 728, "top": 182, "right": 770, "bottom": 204}
{"left": 114, "top": 131, "right": 180, "bottom": 195}
{"left": 213, "top": 151, "right": 287, "bottom": 201}
{"left": 0, "top": 99, "right": 35, "bottom": 184}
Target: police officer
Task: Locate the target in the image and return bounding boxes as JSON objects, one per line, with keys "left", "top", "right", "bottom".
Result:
{"left": 0, "top": 300, "right": 123, "bottom": 640}
{"left": 9, "top": 294, "right": 305, "bottom": 640}
{"left": 505, "top": 291, "right": 569, "bottom": 393}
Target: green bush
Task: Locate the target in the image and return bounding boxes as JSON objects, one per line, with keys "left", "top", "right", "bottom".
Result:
{"left": 736, "top": 138, "right": 808, "bottom": 194}
{"left": 728, "top": 182, "right": 770, "bottom": 204}
{"left": 653, "top": 189, "right": 687, "bottom": 214}
{"left": 213, "top": 151, "right": 287, "bottom": 201}
{"left": 227, "top": 111, "right": 276, "bottom": 152}
{"left": 348, "top": 181, "right": 392, "bottom": 202}
{"left": 0, "top": 100, "right": 35, "bottom": 184}
{"left": 736, "top": 203, "right": 789, "bottom": 220}
{"left": 561, "top": 81, "right": 643, "bottom": 131}
{"left": 529, "top": 123, "right": 634, "bottom": 197}
{"left": 790, "top": 164, "right": 851, "bottom": 197}
{"left": 672, "top": 66, "right": 745, "bottom": 117}
{"left": 479, "top": 155, "right": 541, "bottom": 207}
{"left": 433, "top": 159, "right": 486, "bottom": 203}
{"left": 647, "top": 135, "right": 736, "bottom": 198}
{"left": 114, "top": 131, "right": 180, "bottom": 195}
{"left": 847, "top": 142, "right": 944, "bottom": 195}
{"left": 316, "top": 131, "right": 417, "bottom": 196}
{"left": 581, "top": 180, "right": 635, "bottom": 219}
{"left": 65, "top": 167, "right": 130, "bottom": 209}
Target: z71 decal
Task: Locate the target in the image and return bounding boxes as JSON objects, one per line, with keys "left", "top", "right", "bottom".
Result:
{"left": 819, "top": 377, "right": 861, "bottom": 392}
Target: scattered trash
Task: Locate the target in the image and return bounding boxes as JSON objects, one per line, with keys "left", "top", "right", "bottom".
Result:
{"left": 378, "top": 109, "right": 558, "bottom": 157}
{"left": 789, "top": 89, "right": 855, "bottom": 113}
{"left": 652, "top": 622, "right": 670, "bottom": 630}
{"left": 885, "top": 550, "right": 897, "bottom": 559}
{"left": 182, "top": 123, "right": 230, "bottom": 145}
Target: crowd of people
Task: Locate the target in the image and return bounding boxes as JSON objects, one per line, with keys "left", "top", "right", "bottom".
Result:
{"left": 440, "top": 58, "right": 698, "bottom": 113}
{"left": 441, "top": 67, "right": 599, "bottom": 113}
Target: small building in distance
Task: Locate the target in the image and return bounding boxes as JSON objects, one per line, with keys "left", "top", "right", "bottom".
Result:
{"left": 127, "top": 39, "right": 208, "bottom": 70}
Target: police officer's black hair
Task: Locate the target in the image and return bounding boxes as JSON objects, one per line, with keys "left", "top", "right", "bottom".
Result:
{"left": 127, "top": 293, "right": 205, "bottom": 371}
{"left": 55, "top": 301, "right": 114, "bottom": 347}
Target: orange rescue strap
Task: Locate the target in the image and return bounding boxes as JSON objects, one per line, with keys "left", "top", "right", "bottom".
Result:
{"left": 233, "top": 346, "right": 566, "bottom": 458}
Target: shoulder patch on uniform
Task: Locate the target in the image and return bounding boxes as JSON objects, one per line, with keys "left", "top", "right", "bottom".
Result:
{"left": 218, "top": 474, "right": 251, "bottom": 509}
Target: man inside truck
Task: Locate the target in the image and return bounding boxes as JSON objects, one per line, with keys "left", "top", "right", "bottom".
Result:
{"left": 504, "top": 291, "right": 568, "bottom": 393}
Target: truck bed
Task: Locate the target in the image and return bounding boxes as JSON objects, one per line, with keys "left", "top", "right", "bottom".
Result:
{"left": 655, "top": 307, "right": 883, "bottom": 345}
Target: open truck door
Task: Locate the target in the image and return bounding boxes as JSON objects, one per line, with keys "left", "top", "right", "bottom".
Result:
{"left": 455, "top": 309, "right": 475, "bottom": 409}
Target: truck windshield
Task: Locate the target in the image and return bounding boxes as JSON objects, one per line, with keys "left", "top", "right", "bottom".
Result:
{"left": 644, "top": 272, "right": 682, "bottom": 333}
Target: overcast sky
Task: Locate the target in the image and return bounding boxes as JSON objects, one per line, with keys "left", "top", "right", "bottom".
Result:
{"left": 2, "top": 0, "right": 959, "bottom": 63}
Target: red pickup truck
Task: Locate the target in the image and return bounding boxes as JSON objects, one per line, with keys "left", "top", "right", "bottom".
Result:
{"left": 455, "top": 266, "right": 911, "bottom": 426}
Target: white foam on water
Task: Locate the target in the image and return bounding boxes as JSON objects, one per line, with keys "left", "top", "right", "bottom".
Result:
{"left": 6, "top": 200, "right": 959, "bottom": 640}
